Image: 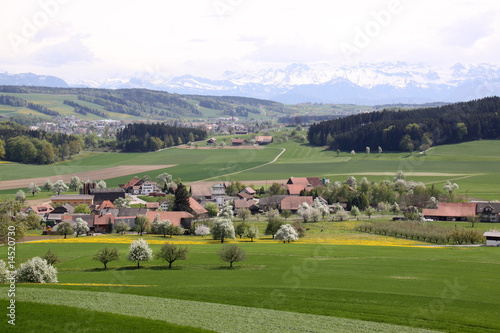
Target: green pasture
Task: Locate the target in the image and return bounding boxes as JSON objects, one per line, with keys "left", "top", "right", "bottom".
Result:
{"left": 1, "top": 238, "right": 499, "bottom": 332}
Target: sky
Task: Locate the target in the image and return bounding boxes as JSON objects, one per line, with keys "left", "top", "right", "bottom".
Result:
{"left": 0, "top": 0, "right": 499, "bottom": 81}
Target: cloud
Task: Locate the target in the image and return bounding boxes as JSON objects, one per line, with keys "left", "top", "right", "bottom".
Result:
{"left": 34, "top": 35, "right": 94, "bottom": 67}
{"left": 441, "top": 13, "right": 496, "bottom": 47}
{"left": 245, "top": 40, "right": 334, "bottom": 64}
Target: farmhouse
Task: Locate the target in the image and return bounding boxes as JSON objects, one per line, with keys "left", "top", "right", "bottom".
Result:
{"left": 145, "top": 202, "right": 160, "bottom": 211}
{"left": 88, "top": 188, "right": 125, "bottom": 204}
{"left": 287, "top": 177, "right": 323, "bottom": 188}
{"left": 476, "top": 202, "right": 500, "bottom": 222}
{"left": 207, "top": 137, "right": 217, "bottom": 144}
{"left": 93, "top": 213, "right": 114, "bottom": 233}
{"left": 280, "top": 196, "right": 314, "bottom": 212}
{"left": 255, "top": 136, "right": 273, "bottom": 145}
{"left": 51, "top": 195, "right": 94, "bottom": 206}
{"left": 120, "top": 177, "right": 144, "bottom": 193}
{"left": 188, "top": 197, "right": 208, "bottom": 218}
{"left": 483, "top": 230, "right": 500, "bottom": 246}
{"left": 140, "top": 181, "right": 160, "bottom": 195}
{"left": 422, "top": 202, "right": 477, "bottom": 221}
{"left": 145, "top": 211, "right": 195, "bottom": 229}
{"left": 231, "top": 138, "right": 247, "bottom": 146}
{"left": 234, "top": 199, "right": 260, "bottom": 215}
{"left": 24, "top": 203, "right": 54, "bottom": 217}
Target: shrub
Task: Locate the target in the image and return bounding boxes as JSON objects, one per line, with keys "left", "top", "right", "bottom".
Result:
{"left": 15, "top": 257, "right": 58, "bottom": 283}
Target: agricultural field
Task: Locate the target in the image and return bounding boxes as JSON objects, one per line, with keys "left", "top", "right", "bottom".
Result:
{"left": 1, "top": 222, "right": 499, "bottom": 332}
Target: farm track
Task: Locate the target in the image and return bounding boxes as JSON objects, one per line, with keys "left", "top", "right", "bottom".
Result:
{"left": 0, "top": 165, "right": 175, "bottom": 190}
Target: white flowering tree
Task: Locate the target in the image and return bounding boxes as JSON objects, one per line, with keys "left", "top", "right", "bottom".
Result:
{"left": 211, "top": 218, "right": 235, "bottom": 243}
{"left": 245, "top": 225, "right": 259, "bottom": 242}
{"left": 195, "top": 224, "right": 210, "bottom": 237}
{"left": 15, "top": 257, "right": 58, "bottom": 283}
{"left": 69, "top": 176, "right": 81, "bottom": 191}
{"left": 0, "top": 260, "right": 9, "bottom": 283}
{"left": 127, "top": 239, "right": 153, "bottom": 268}
{"left": 27, "top": 183, "right": 41, "bottom": 197}
{"left": 219, "top": 201, "right": 234, "bottom": 219}
{"left": 334, "top": 208, "right": 350, "bottom": 221}
{"left": 344, "top": 176, "right": 357, "bottom": 189}
{"left": 274, "top": 224, "right": 299, "bottom": 243}
{"left": 313, "top": 198, "right": 330, "bottom": 220}
{"left": 297, "top": 202, "right": 312, "bottom": 222}
{"left": 53, "top": 180, "right": 69, "bottom": 195}
{"left": 74, "top": 218, "right": 90, "bottom": 237}
{"left": 97, "top": 180, "right": 107, "bottom": 189}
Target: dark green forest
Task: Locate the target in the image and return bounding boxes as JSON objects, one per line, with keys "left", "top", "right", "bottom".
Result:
{"left": 0, "top": 122, "right": 82, "bottom": 164}
{"left": 308, "top": 97, "right": 500, "bottom": 152}
{"left": 116, "top": 122, "right": 207, "bottom": 152}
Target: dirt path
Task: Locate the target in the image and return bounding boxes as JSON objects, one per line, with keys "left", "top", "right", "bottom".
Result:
{"left": 0, "top": 165, "right": 175, "bottom": 190}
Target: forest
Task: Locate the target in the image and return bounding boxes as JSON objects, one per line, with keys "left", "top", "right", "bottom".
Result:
{"left": 0, "top": 122, "right": 83, "bottom": 164}
{"left": 116, "top": 122, "right": 207, "bottom": 152}
{"left": 308, "top": 97, "right": 500, "bottom": 152}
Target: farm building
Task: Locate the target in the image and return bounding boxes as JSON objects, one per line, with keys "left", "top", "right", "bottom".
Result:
{"left": 422, "top": 202, "right": 477, "bottom": 221}
{"left": 145, "top": 202, "right": 160, "bottom": 211}
{"left": 231, "top": 138, "right": 247, "bottom": 146}
{"left": 89, "top": 188, "right": 125, "bottom": 204}
{"left": 476, "top": 203, "right": 500, "bottom": 222}
{"left": 255, "top": 136, "right": 273, "bottom": 145}
{"left": 234, "top": 199, "right": 260, "bottom": 215}
{"left": 51, "top": 195, "right": 94, "bottom": 206}
{"left": 24, "top": 203, "right": 54, "bottom": 217}
{"left": 483, "top": 231, "right": 500, "bottom": 246}
{"left": 188, "top": 197, "right": 208, "bottom": 218}
{"left": 280, "top": 196, "right": 314, "bottom": 212}
{"left": 145, "top": 211, "right": 195, "bottom": 229}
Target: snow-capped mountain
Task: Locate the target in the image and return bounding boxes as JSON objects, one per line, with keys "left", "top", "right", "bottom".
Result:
{"left": 4, "top": 62, "right": 500, "bottom": 104}
{"left": 0, "top": 72, "right": 68, "bottom": 87}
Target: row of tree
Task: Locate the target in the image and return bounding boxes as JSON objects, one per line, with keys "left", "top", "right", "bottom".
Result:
{"left": 63, "top": 100, "right": 108, "bottom": 118}
{"left": 308, "top": 97, "right": 500, "bottom": 151}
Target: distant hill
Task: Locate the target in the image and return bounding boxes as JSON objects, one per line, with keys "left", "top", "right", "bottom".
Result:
{"left": 308, "top": 96, "right": 500, "bottom": 152}
{"left": 0, "top": 72, "right": 68, "bottom": 87}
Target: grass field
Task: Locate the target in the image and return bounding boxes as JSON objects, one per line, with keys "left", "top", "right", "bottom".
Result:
{"left": 1, "top": 228, "right": 499, "bottom": 332}
{"left": 2, "top": 138, "right": 500, "bottom": 201}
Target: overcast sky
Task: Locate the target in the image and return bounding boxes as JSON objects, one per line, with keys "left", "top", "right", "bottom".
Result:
{"left": 0, "top": 0, "right": 499, "bottom": 81}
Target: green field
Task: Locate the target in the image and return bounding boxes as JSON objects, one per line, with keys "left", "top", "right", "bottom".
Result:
{"left": 1, "top": 233, "right": 499, "bottom": 332}
{"left": 2, "top": 138, "right": 500, "bottom": 201}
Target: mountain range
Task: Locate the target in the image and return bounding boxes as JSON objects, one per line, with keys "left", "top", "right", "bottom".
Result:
{"left": 4, "top": 62, "right": 500, "bottom": 104}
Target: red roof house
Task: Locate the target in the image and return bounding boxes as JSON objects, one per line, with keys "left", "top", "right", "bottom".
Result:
{"left": 422, "top": 202, "right": 477, "bottom": 221}
{"left": 145, "top": 211, "right": 195, "bottom": 229}
{"left": 280, "top": 196, "right": 314, "bottom": 212}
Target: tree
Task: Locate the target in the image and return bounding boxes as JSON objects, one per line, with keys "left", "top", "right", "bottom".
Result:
{"left": 134, "top": 215, "right": 150, "bottom": 235}
{"left": 268, "top": 182, "right": 285, "bottom": 195}
{"left": 351, "top": 150, "right": 355, "bottom": 156}
{"left": 378, "top": 146, "right": 382, "bottom": 155}
{"left": 74, "top": 204, "right": 91, "bottom": 214}
{"left": 350, "top": 206, "right": 360, "bottom": 220}
{"left": 366, "top": 146, "right": 370, "bottom": 156}
{"left": 336, "top": 149, "right": 340, "bottom": 156}
{"left": 467, "top": 215, "right": 480, "bottom": 228}
{"left": 156, "top": 172, "right": 172, "bottom": 192}
{"left": 237, "top": 208, "right": 251, "bottom": 222}
{"left": 274, "top": 224, "right": 299, "bottom": 243}
{"left": 219, "top": 201, "right": 234, "bottom": 219}
{"left": 114, "top": 197, "right": 131, "bottom": 209}
{"left": 174, "top": 183, "right": 190, "bottom": 211}
{"left": 265, "top": 217, "right": 283, "bottom": 239}
{"left": 26, "top": 210, "right": 42, "bottom": 229}
{"left": 245, "top": 225, "right": 259, "bottom": 242}
{"left": 43, "top": 179, "right": 53, "bottom": 192}
{"left": 390, "top": 202, "right": 400, "bottom": 215}
{"left": 127, "top": 239, "right": 153, "bottom": 268}
{"left": 115, "top": 221, "right": 129, "bottom": 235}
{"left": 43, "top": 248, "right": 61, "bottom": 266}
{"left": 399, "top": 135, "right": 414, "bottom": 154}
{"left": 165, "top": 224, "right": 183, "bottom": 238}
{"left": 15, "top": 190, "right": 25, "bottom": 202}
{"left": 205, "top": 202, "right": 219, "bottom": 217}
{"left": 93, "top": 246, "right": 120, "bottom": 269}
{"left": 97, "top": 180, "right": 107, "bottom": 189}
{"left": 266, "top": 209, "right": 280, "bottom": 220}
{"left": 334, "top": 208, "right": 350, "bottom": 221}
{"left": 218, "top": 244, "right": 246, "bottom": 268}
{"left": 15, "top": 257, "right": 58, "bottom": 283}
{"left": 365, "top": 206, "right": 375, "bottom": 219}
{"left": 211, "top": 218, "right": 235, "bottom": 243}
{"left": 152, "top": 215, "right": 171, "bottom": 237}
{"left": 195, "top": 224, "right": 210, "bottom": 237}
{"left": 142, "top": 175, "right": 151, "bottom": 182}
{"left": 235, "top": 221, "right": 248, "bottom": 239}
{"left": 297, "top": 202, "right": 312, "bottom": 222}
{"left": 281, "top": 209, "right": 292, "bottom": 220}
{"left": 155, "top": 243, "right": 188, "bottom": 269}
{"left": 27, "top": 183, "right": 41, "bottom": 197}
{"left": 69, "top": 176, "right": 82, "bottom": 191}
{"left": 344, "top": 175, "right": 357, "bottom": 189}
{"left": 73, "top": 218, "right": 90, "bottom": 237}
{"left": 313, "top": 198, "right": 330, "bottom": 219}
{"left": 53, "top": 180, "right": 68, "bottom": 195}
{"left": 443, "top": 181, "right": 459, "bottom": 197}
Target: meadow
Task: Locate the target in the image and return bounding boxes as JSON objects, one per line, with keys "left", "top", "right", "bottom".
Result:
{"left": 1, "top": 229, "right": 499, "bottom": 332}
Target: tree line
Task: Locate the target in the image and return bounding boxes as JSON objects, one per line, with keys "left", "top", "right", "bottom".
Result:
{"left": 116, "top": 122, "right": 207, "bottom": 152}
{"left": 63, "top": 100, "right": 108, "bottom": 118}
{"left": 0, "top": 122, "right": 82, "bottom": 164}
{"left": 308, "top": 97, "right": 500, "bottom": 152}
{"left": 0, "top": 94, "right": 60, "bottom": 117}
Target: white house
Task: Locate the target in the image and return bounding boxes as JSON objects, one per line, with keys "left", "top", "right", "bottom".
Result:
{"left": 140, "top": 181, "right": 159, "bottom": 196}
{"left": 484, "top": 231, "right": 500, "bottom": 246}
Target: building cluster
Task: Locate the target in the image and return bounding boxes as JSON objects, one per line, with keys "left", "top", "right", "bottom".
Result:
{"left": 33, "top": 115, "right": 124, "bottom": 136}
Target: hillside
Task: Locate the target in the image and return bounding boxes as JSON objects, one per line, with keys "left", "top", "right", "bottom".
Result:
{"left": 308, "top": 96, "right": 500, "bottom": 152}
{"left": 0, "top": 86, "right": 289, "bottom": 121}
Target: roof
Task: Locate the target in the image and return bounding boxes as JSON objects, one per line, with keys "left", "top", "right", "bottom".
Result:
{"left": 286, "top": 177, "right": 323, "bottom": 188}
{"left": 190, "top": 184, "right": 212, "bottom": 197}
{"left": 286, "top": 184, "right": 305, "bottom": 195}
{"left": 51, "top": 204, "right": 75, "bottom": 214}
{"left": 26, "top": 203, "right": 54, "bottom": 215}
{"left": 483, "top": 231, "right": 500, "bottom": 237}
{"left": 234, "top": 199, "right": 258, "bottom": 210}
{"left": 255, "top": 136, "right": 273, "bottom": 143}
{"left": 90, "top": 188, "right": 125, "bottom": 194}
{"left": 422, "top": 202, "right": 477, "bottom": 218}
{"left": 146, "top": 202, "right": 160, "bottom": 209}
{"left": 99, "top": 200, "right": 116, "bottom": 209}
{"left": 476, "top": 202, "right": 500, "bottom": 214}
{"left": 51, "top": 195, "right": 94, "bottom": 200}
{"left": 237, "top": 192, "right": 254, "bottom": 199}
{"left": 280, "top": 196, "right": 314, "bottom": 211}
{"left": 121, "top": 177, "right": 142, "bottom": 189}
{"left": 94, "top": 213, "right": 115, "bottom": 226}
{"left": 242, "top": 187, "right": 256, "bottom": 195}
{"left": 145, "top": 211, "right": 194, "bottom": 227}
{"left": 118, "top": 207, "right": 148, "bottom": 217}
{"left": 259, "top": 195, "right": 287, "bottom": 207}
{"left": 189, "top": 197, "right": 208, "bottom": 216}
{"left": 231, "top": 138, "right": 247, "bottom": 144}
